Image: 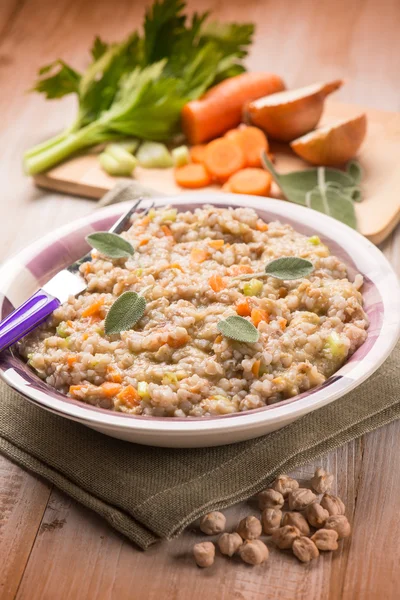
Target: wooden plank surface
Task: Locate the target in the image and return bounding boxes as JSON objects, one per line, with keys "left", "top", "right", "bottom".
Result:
{"left": 0, "top": 0, "right": 399, "bottom": 598}
{"left": 32, "top": 101, "right": 400, "bottom": 244}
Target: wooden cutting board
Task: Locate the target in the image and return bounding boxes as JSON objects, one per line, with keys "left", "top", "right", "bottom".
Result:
{"left": 33, "top": 100, "right": 400, "bottom": 245}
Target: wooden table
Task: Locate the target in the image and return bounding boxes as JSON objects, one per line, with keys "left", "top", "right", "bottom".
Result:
{"left": 1, "top": 0, "right": 400, "bottom": 598}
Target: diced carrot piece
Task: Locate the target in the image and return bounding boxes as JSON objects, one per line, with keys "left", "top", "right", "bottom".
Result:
{"left": 227, "top": 168, "right": 272, "bottom": 196}
{"left": 107, "top": 366, "right": 123, "bottom": 383}
{"left": 225, "top": 126, "right": 269, "bottom": 168}
{"left": 82, "top": 333, "right": 89, "bottom": 341}
{"left": 279, "top": 318, "right": 287, "bottom": 331}
{"left": 190, "top": 144, "right": 207, "bottom": 164}
{"left": 69, "top": 384, "right": 87, "bottom": 397}
{"left": 100, "top": 382, "right": 122, "bottom": 397}
{"left": 215, "top": 335, "right": 223, "bottom": 343}
{"left": 169, "top": 263, "right": 184, "bottom": 271}
{"left": 116, "top": 385, "right": 140, "bottom": 407}
{"left": 252, "top": 360, "right": 261, "bottom": 377}
{"left": 139, "top": 215, "right": 151, "bottom": 227}
{"left": 67, "top": 320, "right": 74, "bottom": 328}
{"left": 174, "top": 163, "right": 211, "bottom": 189}
{"left": 139, "top": 238, "right": 150, "bottom": 246}
{"left": 67, "top": 356, "right": 77, "bottom": 367}
{"left": 161, "top": 225, "right": 173, "bottom": 237}
{"left": 236, "top": 299, "right": 252, "bottom": 317}
{"left": 190, "top": 248, "right": 208, "bottom": 263}
{"left": 256, "top": 219, "right": 269, "bottom": 231}
{"left": 209, "top": 239, "right": 224, "bottom": 249}
{"left": 82, "top": 298, "right": 104, "bottom": 319}
{"left": 208, "top": 274, "right": 226, "bottom": 292}
{"left": 84, "top": 262, "right": 92, "bottom": 275}
{"left": 229, "top": 265, "right": 254, "bottom": 276}
{"left": 204, "top": 138, "right": 246, "bottom": 183}
{"left": 167, "top": 333, "right": 190, "bottom": 348}
{"left": 251, "top": 308, "right": 269, "bottom": 327}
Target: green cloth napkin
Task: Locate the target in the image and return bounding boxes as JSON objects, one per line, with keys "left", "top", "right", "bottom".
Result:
{"left": 0, "top": 184, "right": 399, "bottom": 549}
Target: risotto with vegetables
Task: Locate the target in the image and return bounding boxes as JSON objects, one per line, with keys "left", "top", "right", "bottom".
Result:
{"left": 19, "top": 205, "right": 368, "bottom": 417}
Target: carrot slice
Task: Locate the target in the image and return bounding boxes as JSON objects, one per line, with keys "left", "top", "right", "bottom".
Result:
{"left": 181, "top": 72, "right": 286, "bottom": 144}
{"left": 209, "top": 239, "right": 224, "bottom": 249}
{"left": 100, "top": 382, "right": 122, "bottom": 397}
{"left": 190, "top": 248, "right": 208, "bottom": 263}
{"left": 256, "top": 219, "right": 269, "bottom": 231}
{"left": 190, "top": 144, "right": 207, "bottom": 164}
{"left": 251, "top": 308, "right": 269, "bottom": 327}
{"left": 139, "top": 238, "right": 150, "bottom": 246}
{"left": 229, "top": 265, "right": 253, "bottom": 276}
{"left": 107, "top": 366, "right": 122, "bottom": 383}
{"left": 174, "top": 163, "right": 211, "bottom": 189}
{"left": 204, "top": 138, "right": 246, "bottom": 183}
{"left": 208, "top": 274, "right": 226, "bottom": 292}
{"left": 225, "top": 126, "right": 269, "bottom": 168}
{"left": 252, "top": 360, "right": 261, "bottom": 377}
{"left": 236, "top": 299, "right": 252, "bottom": 317}
{"left": 116, "top": 385, "right": 140, "bottom": 406}
{"left": 82, "top": 298, "right": 104, "bottom": 319}
{"left": 227, "top": 168, "right": 272, "bottom": 196}
{"left": 161, "top": 225, "right": 173, "bottom": 237}
{"left": 67, "top": 356, "right": 77, "bottom": 368}
{"left": 221, "top": 181, "right": 232, "bottom": 192}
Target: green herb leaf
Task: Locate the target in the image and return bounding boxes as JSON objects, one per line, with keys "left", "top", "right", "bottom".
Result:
{"left": 346, "top": 160, "right": 362, "bottom": 185}
{"left": 105, "top": 292, "right": 146, "bottom": 335}
{"left": 217, "top": 316, "right": 259, "bottom": 343}
{"left": 261, "top": 152, "right": 360, "bottom": 229}
{"left": 86, "top": 232, "right": 134, "bottom": 259}
{"left": 31, "top": 60, "right": 81, "bottom": 99}
{"left": 91, "top": 36, "right": 109, "bottom": 61}
{"left": 265, "top": 257, "right": 314, "bottom": 280}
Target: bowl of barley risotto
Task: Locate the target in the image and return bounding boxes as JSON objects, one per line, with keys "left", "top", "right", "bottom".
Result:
{"left": 0, "top": 195, "right": 399, "bottom": 447}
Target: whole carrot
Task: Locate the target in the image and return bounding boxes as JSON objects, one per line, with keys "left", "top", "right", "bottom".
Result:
{"left": 181, "top": 72, "right": 285, "bottom": 144}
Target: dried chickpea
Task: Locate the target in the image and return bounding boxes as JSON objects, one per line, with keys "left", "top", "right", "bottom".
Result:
{"left": 239, "top": 539, "right": 269, "bottom": 565}
{"left": 193, "top": 542, "right": 215, "bottom": 567}
{"left": 282, "top": 512, "right": 310, "bottom": 536}
{"left": 320, "top": 494, "right": 345, "bottom": 516}
{"left": 271, "top": 525, "right": 301, "bottom": 549}
{"left": 292, "top": 537, "right": 319, "bottom": 563}
{"left": 304, "top": 503, "right": 330, "bottom": 529}
{"left": 311, "top": 467, "right": 334, "bottom": 494}
{"left": 261, "top": 508, "right": 282, "bottom": 535}
{"left": 324, "top": 515, "right": 351, "bottom": 539}
{"left": 311, "top": 529, "right": 339, "bottom": 551}
{"left": 258, "top": 489, "right": 284, "bottom": 511}
{"left": 199, "top": 511, "right": 226, "bottom": 535}
{"left": 237, "top": 515, "right": 262, "bottom": 540}
{"left": 218, "top": 532, "right": 242, "bottom": 557}
{"left": 270, "top": 474, "right": 299, "bottom": 498}
{"left": 288, "top": 488, "right": 317, "bottom": 511}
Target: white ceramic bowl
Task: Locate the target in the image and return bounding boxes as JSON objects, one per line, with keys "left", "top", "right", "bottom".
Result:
{"left": 0, "top": 194, "right": 399, "bottom": 447}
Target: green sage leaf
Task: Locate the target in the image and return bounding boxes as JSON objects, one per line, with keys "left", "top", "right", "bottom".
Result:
{"left": 217, "top": 316, "right": 259, "bottom": 343}
{"left": 105, "top": 291, "right": 146, "bottom": 335}
{"left": 265, "top": 257, "right": 314, "bottom": 280}
{"left": 86, "top": 231, "right": 134, "bottom": 259}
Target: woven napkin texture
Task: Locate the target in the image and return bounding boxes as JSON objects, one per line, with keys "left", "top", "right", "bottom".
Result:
{"left": 0, "top": 184, "right": 398, "bottom": 549}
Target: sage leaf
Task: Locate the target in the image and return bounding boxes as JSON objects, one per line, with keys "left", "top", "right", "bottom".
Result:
{"left": 265, "top": 257, "right": 314, "bottom": 280}
{"left": 217, "top": 316, "right": 259, "bottom": 343}
{"left": 261, "top": 152, "right": 360, "bottom": 228}
{"left": 86, "top": 231, "right": 134, "bottom": 259}
{"left": 105, "top": 291, "right": 146, "bottom": 335}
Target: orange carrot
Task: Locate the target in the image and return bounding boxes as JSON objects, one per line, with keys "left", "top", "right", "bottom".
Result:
{"left": 67, "top": 356, "right": 77, "bottom": 368}
{"left": 181, "top": 73, "right": 286, "bottom": 144}
{"left": 236, "top": 299, "right": 252, "bottom": 317}
{"left": 139, "top": 238, "right": 150, "bottom": 246}
{"left": 229, "top": 265, "right": 253, "bottom": 276}
{"left": 107, "top": 366, "right": 123, "bottom": 383}
{"left": 168, "top": 262, "right": 184, "bottom": 271}
{"left": 208, "top": 274, "right": 226, "bottom": 292}
{"left": 227, "top": 168, "right": 272, "bottom": 196}
{"left": 256, "top": 219, "right": 269, "bottom": 231}
{"left": 167, "top": 333, "right": 190, "bottom": 348}
{"left": 252, "top": 360, "right": 261, "bottom": 377}
{"left": 209, "top": 239, "right": 224, "bottom": 249}
{"left": 190, "top": 248, "right": 208, "bottom": 263}
{"left": 225, "top": 126, "right": 269, "bottom": 167}
{"left": 161, "top": 225, "right": 173, "bottom": 237}
{"left": 190, "top": 144, "right": 207, "bottom": 164}
{"left": 251, "top": 308, "right": 269, "bottom": 327}
{"left": 69, "top": 384, "right": 87, "bottom": 397}
{"left": 174, "top": 163, "right": 211, "bottom": 189}
{"left": 100, "top": 382, "right": 122, "bottom": 397}
{"left": 204, "top": 138, "right": 245, "bottom": 183}
{"left": 221, "top": 181, "right": 232, "bottom": 192}
{"left": 215, "top": 335, "right": 223, "bottom": 343}
{"left": 116, "top": 385, "right": 140, "bottom": 406}
{"left": 82, "top": 298, "right": 104, "bottom": 319}
{"left": 279, "top": 318, "right": 287, "bottom": 331}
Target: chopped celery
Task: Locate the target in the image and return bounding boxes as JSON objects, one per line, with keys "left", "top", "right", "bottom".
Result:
{"left": 135, "top": 268, "right": 143, "bottom": 276}
{"left": 105, "top": 144, "right": 137, "bottom": 171}
{"left": 172, "top": 145, "right": 190, "bottom": 167}
{"left": 324, "top": 332, "right": 347, "bottom": 358}
{"left": 147, "top": 208, "right": 157, "bottom": 220}
{"left": 56, "top": 322, "right": 69, "bottom": 338}
{"left": 243, "top": 278, "right": 263, "bottom": 296}
{"left": 160, "top": 208, "right": 177, "bottom": 222}
{"left": 162, "top": 372, "right": 178, "bottom": 385}
{"left": 99, "top": 152, "right": 135, "bottom": 177}
{"left": 111, "top": 139, "right": 140, "bottom": 154}
{"left": 308, "top": 235, "right": 321, "bottom": 245}
{"left": 137, "top": 381, "right": 150, "bottom": 399}
{"left": 136, "top": 142, "right": 173, "bottom": 168}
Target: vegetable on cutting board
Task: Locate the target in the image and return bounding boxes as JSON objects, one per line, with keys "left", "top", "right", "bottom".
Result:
{"left": 290, "top": 114, "right": 367, "bottom": 166}
{"left": 172, "top": 145, "right": 190, "bottom": 167}
{"left": 224, "top": 126, "right": 269, "bottom": 167}
{"left": 203, "top": 137, "right": 246, "bottom": 183}
{"left": 181, "top": 72, "right": 286, "bottom": 145}
{"left": 174, "top": 163, "right": 211, "bottom": 188}
{"left": 246, "top": 80, "right": 343, "bottom": 142}
{"left": 136, "top": 142, "right": 173, "bottom": 168}
{"left": 99, "top": 144, "right": 137, "bottom": 176}
{"left": 24, "top": 0, "right": 255, "bottom": 175}
{"left": 224, "top": 168, "right": 272, "bottom": 196}
{"left": 190, "top": 145, "right": 207, "bottom": 164}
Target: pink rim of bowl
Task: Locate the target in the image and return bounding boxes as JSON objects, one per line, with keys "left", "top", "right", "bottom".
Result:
{"left": 0, "top": 194, "right": 399, "bottom": 443}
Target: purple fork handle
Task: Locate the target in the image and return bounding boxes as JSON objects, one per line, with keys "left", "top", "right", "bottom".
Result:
{"left": 0, "top": 289, "right": 60, "bottom": 352}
